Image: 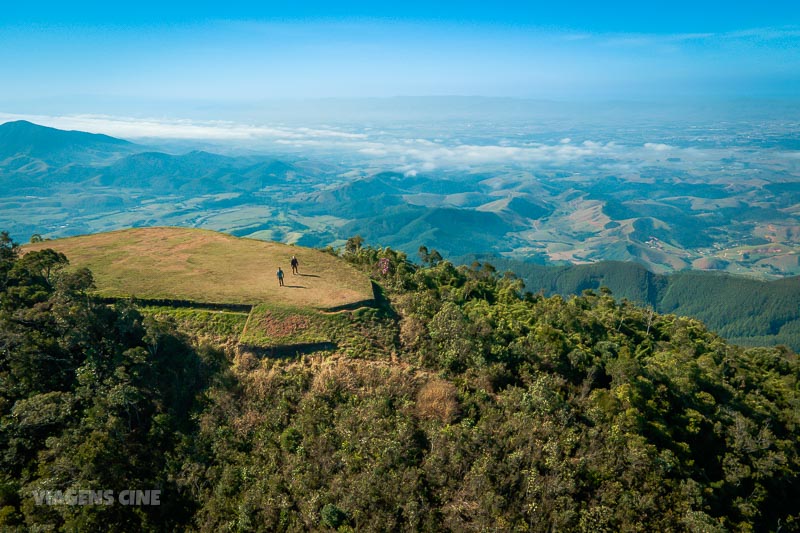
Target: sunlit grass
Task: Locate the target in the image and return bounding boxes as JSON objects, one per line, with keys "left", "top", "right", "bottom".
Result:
{"left": 24, "top": 227, "right": 373, "bottom": 309}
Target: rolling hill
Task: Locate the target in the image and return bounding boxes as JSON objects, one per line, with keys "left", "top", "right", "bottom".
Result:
{"left": 23, "top": 227, "right": 374, "bottom": 310}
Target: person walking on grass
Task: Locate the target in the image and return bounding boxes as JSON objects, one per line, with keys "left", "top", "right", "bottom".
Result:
{"left": 291, "top": 255, "right": 299, "bottom": 275}
{"left": 277, "top": 267, "right": 284, "bottom": 287}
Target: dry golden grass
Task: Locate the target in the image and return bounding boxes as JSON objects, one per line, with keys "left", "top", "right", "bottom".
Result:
{"left": 308, "top": 356, "right": 424, "bottom": 398}
{"left": 416, "top": 379, "right": 460, "bottom": 423}
{"left": 24, "top": 227, "right": 373, "bottom": 310}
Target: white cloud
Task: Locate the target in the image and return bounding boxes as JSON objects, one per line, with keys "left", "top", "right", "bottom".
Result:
{"left": 0, "top": 110, "right": 731, "bottom": 174}
{"left": 358, "top": 147, "right": 389, "bottom": 156}
{"left": 725, "top": 27, "right": 800, "bottom": 40}
{"left": 667, "top": 33, "right": 717, "bottom": 41}
{"left": 644, "top": 142, "right": 673, "bottom": 151}
{"left": 591, "top": 26, "right": 800, "bottom": 50}
{"left": 382, "top": 140, "right": 620, "bottom": 171}
{"left": 0, "top": 112, "right": 367, "bottom": 142}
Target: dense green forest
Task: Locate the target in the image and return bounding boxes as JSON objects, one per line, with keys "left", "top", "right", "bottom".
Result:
{"left": 460, "top": 257, "right": 800, "bottom": 351}
{"left": 1, "top": 232, "right": 799, "bottom": 531}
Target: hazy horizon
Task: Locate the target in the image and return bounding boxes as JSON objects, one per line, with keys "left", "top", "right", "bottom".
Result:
{"left": 3, "top": 95, "right": 799, "bottom": 146}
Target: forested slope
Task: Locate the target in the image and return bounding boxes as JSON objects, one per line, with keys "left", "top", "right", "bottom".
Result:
{"left": 1, "top": 232, "right": 798, "bottom": 531}
{"left": 465, "top": 257, "right": 800, "bottom": 351}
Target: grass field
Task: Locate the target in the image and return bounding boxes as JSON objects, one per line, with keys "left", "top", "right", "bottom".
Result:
{"left": 24, "top": 227, "right": 374, "bottom": 310}
{"left": 240, "top": 304, "right": 344, "bottom": 348}
{"left": 143, "top": 306, "right": 250, "bottom": 348}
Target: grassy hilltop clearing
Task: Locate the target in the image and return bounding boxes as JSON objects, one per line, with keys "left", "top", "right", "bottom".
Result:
{"left": 24, "top": 227, "right": 373, "bottom": 310}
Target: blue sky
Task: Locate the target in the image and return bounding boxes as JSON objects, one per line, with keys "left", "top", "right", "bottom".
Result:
{"left": 1, "top": 1, "right": 798, "bottom": 114}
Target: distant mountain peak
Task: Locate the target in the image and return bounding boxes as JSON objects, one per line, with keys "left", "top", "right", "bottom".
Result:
{"left": 0, "top": 119, "right": 131, "bottom": 144}
{"left": 0, "top": 119, "right": 134, "bottom": 163}
{"left": 2, "top": 119, "right": 36, "bottom": 128}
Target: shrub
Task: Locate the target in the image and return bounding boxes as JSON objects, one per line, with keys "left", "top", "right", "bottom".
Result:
{"left": 416, "top": 379, "right": 460, "bottom": 423}
{"left": 321, "top": 503, "right": 348, "bottom": 529}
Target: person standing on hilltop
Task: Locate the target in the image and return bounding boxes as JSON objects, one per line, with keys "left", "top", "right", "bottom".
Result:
{"left": 290, "top": 255, "right": 299, "bottom": 275}
{"left": 277, "top": 267, "right": 284, "bottom": 287}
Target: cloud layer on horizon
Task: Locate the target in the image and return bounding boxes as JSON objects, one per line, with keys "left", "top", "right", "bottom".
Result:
{"left": 0, "top": 111, "right": 788, "bottom": 175}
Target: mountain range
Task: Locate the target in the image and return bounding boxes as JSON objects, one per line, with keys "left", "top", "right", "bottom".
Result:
{"left": 3, "top": 119, "right": 799, "bottom": 278}
{"left": 2, "top": 119, "right": 800, "bottom": 350}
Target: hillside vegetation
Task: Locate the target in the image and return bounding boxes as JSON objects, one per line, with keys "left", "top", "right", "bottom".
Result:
{"left": 1, "top": 231, "right": 798, "bottom": 532}
{"left": 464, "top": 257, "right": 800, "bottom": 351}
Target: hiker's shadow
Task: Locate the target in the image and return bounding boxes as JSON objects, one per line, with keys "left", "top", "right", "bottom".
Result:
{"left": 297, "top": 274, "right": 320, "bottom": 278}
{"left": 283, "top": 285, "right": 305, "bottom": 288}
